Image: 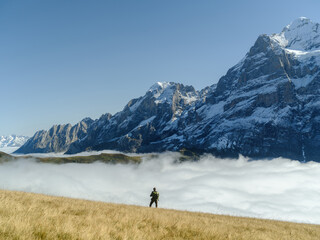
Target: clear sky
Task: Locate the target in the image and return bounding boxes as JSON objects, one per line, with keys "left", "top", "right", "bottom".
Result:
{"left": 1, "top": 0, "right": 320, "bottom": 136}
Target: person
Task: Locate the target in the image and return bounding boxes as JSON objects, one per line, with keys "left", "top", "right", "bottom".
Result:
{"left": 149, "top": 187, "right": 159, "bottom": 208}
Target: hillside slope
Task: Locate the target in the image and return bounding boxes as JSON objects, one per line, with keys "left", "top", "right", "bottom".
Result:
{"left": 0, "top": 190, "right": 319, "bottom": 240}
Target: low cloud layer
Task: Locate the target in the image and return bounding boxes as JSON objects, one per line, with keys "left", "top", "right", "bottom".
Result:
{"left": 1, "top": 152, "right": 320, "bottom": 224}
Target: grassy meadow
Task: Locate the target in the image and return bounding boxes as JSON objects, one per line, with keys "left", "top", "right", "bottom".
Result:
{"left": 0, "top": 190, "right": 319, "bottom": 240}
{"left": 37, "top": 153, "right": 142, "bottom": 164}
{"left": 0, "top": 151, "right": 142, "bottom": 165}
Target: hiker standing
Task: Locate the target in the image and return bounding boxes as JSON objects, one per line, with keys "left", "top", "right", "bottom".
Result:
{"left": 149, "top": 187, "right": 159, "bottom": 208}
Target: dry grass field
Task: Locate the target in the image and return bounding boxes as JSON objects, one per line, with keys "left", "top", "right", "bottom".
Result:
{"left": 0, "top": 190, "right": 319, "bottom": 240}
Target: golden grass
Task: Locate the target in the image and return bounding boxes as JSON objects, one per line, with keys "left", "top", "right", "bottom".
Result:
{"left": 0, "top": 190, "right": 319, "bottom": 240}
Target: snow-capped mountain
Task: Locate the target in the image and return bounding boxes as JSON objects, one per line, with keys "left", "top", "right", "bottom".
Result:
{"left": 16, "top": 17, "right": 320, "bottom": 162}
{"left": 178, "top": 16, "right": 320, "bottom": 161}
{"left": 273, "top": 17, "right": 320, "bottom": 51}
{"left": 0, "top": 135, "right": 29, "bottom": 148}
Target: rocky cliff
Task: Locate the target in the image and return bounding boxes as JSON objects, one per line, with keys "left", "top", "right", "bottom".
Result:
{"left": 15, "top": 118, "right": 94, "bottom": 153}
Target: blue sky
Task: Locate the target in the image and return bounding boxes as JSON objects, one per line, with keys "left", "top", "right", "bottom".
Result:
{"left": 1, "top": 0, "right": 320, "bottom": 136}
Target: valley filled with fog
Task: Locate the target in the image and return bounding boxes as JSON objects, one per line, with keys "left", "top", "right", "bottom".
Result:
{"left": 1, "top": 150, "right": 319, "bottom": 224}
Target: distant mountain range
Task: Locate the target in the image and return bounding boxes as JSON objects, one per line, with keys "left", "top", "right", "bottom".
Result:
{"left": 15, "top": 17, "right": 320, "bottom": 162}
{"left": 0, "top": 135, "right": 29, "bottom": 148}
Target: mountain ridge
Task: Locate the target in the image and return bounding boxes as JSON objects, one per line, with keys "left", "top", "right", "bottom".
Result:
{"left": 16, "top": 17, "right": 320, "bottom": 162}
{"left": 15, "top": 118, "right": 94, "bottom": 153}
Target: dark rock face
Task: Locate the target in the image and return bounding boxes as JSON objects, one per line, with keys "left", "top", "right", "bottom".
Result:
{"left": 16, "top": 18, "right": 320, "bottom": 162}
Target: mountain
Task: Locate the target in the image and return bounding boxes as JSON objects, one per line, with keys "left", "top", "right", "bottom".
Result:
{"left": 0, "top": 135, "right": 29, "bottom": 148}
{"left": 66, "top": 82, "right": 199, "bottom": 153}
{"left": 15, "top": 82, "right": 199, "bottom": 155}
{"left": 16, "top": 17, "right": 320, "bottom": 162}
{"left": 14, "top": 118, "right": 94, "bottom": 154}
{"left": 177, "top": 17, "right": 320, "bottom": 161}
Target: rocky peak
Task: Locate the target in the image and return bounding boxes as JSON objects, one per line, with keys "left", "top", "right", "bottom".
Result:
{"left": 80, "top": 117, "right": 95, "bottom": 125}
{"left": 272, "top": 17, "right": 320, "bottom": 51}
{"left": 97, "top": 113, "right": 112, "bottom": 123}
{"left": 147, "top": 82, "right": 198, "bottom": 105}
{"left": 148, "top": 81, "right": 173, "bottom": 93}
{"left": 213, "top": 33, "right": 287, "bottom": 99}
{"left": 119, "top": 82, "right": 199, "bottom": 125}
{"left": 214, "top": 18, "right": 320, "bottom": 99}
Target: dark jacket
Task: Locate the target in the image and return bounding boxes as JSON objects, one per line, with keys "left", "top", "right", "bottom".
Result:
{"left": 150, "top": 191, "right": 159, "bottom": 200}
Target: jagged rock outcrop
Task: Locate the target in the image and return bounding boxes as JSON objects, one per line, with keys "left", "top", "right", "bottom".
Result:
{"left": 15, "top": 118, "right": 94, "bottom": 153}
{"left": 16, "top": 17, "right": 320, "bottom": 161}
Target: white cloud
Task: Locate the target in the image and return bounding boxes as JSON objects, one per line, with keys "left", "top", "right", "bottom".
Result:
{"left": 0, "top": 152, "right": 320, "bottom": 224}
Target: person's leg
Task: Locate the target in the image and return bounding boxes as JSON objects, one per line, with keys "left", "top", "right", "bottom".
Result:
{"left": 149, "top": 199, "right": 154, "bottom": 207}
{"left": 155, "top": 200, "right": 158, "bottom": 208}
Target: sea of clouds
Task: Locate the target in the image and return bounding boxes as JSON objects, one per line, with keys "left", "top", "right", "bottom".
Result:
{"left": 0, "top": 150, "right": 320, "bottom": 224}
